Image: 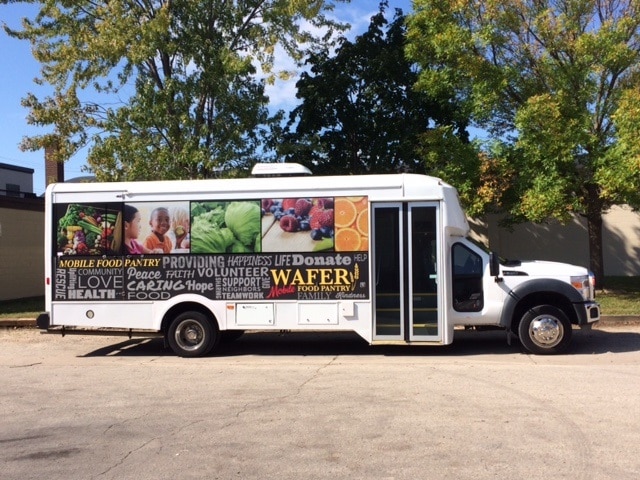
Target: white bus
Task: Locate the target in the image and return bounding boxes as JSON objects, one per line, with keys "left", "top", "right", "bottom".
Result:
{"left": 37, "top": 164, "right": 600, "bottom": 356}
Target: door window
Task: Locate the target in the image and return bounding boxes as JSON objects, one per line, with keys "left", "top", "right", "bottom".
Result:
{"left": 452, "top": 243, "right": 483, "bottom": 312}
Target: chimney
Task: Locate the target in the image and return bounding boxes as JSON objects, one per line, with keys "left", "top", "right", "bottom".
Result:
{"left": 45, "top": 141, "right": 64, "bottom": 185}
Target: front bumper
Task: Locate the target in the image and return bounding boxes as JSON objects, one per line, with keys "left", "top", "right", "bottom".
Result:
{"left": 577, "top": 301, "right": 600, "bottom": 325}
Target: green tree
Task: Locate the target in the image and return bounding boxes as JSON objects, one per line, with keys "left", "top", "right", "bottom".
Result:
{"left": 276, "top": 1, "right": 468, "bottom": 175}
{"left": 3, "top": 0, "right": 345, "bottom": 180}
{"left": 406, "top": 0, "right": 640, "bottom": 282}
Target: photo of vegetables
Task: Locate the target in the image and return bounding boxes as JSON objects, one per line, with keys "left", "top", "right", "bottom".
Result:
{"left": 191, "top": 201, "right": 262, "bottom": 253}
{"left": 55, "top": 203, "right": 119, "bottom": 256}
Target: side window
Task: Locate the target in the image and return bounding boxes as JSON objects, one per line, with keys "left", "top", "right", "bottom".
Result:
{"left": 452, "top": 243, "right": 483, "bottom": 312}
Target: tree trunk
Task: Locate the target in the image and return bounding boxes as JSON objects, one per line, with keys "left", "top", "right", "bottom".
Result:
{"left": 586, "top": 212, "right": 604, "bottom": 287}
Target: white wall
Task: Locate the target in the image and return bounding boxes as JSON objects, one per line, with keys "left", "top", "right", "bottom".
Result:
{"left": 0, "top": 202, "right": 44, "bottom": 301}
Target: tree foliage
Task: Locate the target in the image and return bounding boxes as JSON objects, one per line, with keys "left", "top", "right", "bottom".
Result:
{"left": 276, "top": 1, "right": 468, "bottom": 175}
{"left": 3, "top": 0, "right": 345, "bottom": 180}
{"left": 406, "top": 0, "right": 640, "bottom": 279}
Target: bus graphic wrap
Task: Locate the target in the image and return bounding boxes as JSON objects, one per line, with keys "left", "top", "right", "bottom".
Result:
{"left": 53, "top": 253, "right": 369, "bottom": 302}
{"left": 52, "top": 195, "right": 369, "bottom": 302}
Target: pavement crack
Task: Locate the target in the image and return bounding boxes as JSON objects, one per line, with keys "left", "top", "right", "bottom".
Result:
{"left": 295, "top": 354, "right": 338, "bottom": 392}
{"left": 9, "top": 362, "right": 42, "bottom": 368}
{"left": 231, "top": 355, "right": 338, "bottom": 422}
{"left": 94, "top": 437, "right": 156, "bottom": 478}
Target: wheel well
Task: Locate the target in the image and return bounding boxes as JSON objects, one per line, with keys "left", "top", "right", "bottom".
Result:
{"left": 161, "top": 302, "right": 218, "bottom": 336}
{"left": 510, "top": 292, "right": 577, "bottom": 332}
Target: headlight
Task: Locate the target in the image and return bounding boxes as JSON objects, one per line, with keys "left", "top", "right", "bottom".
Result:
{"left": 570, "top": 274, "right": 592, "bottom": 301}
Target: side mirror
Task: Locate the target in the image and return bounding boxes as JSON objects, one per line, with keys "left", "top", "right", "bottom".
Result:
{"left": 489, "top": 251, "right": 501, "bottom": 279}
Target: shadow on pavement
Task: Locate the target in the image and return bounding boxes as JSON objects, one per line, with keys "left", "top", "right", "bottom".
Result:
{"left": 79, "top": 327, "right": 640, "bottom": 358}
{"left": 80, "top": 337, "right": 170, "bottom": 358}
{"left": 571, "top": 327, "right": 640, "bottom": 354}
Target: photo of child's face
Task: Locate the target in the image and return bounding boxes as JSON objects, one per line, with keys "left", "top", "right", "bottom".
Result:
{"left": 150, "top": 208, "right": 170, "bottom": 235}
{"left": 125, "top": 212, "right": 142, "bottom": 239}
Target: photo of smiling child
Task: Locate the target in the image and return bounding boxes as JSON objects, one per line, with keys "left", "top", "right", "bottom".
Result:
{"left": 144, "top": 206, "right": 173, "bottom": 254}
{"left": 111, "top": 204, "right": 161, "bottom": 255}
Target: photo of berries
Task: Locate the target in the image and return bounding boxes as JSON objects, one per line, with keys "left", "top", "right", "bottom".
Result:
{"left": 260, "top": 197, "right": 334, "bottom": 252}
{"left": 261, "top": 196, "right": 369, "bottom": 252}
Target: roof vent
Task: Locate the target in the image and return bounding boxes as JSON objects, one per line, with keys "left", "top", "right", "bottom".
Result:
{"left": 251, "top": 163, "right": 312, "bottom": 177}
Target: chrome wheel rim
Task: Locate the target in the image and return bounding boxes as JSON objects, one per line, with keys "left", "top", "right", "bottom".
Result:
{"left": 174, "top": 319, "right": 205, "bottom": 352}
{"left": 529, "top": 316, "right": 563, "bottom": 348}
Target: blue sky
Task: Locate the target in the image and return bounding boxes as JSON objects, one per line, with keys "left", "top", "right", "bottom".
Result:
{"left": 1, "top": 1, "right": 412, "bottom": 194}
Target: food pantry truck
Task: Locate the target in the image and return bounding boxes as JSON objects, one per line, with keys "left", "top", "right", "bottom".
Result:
{"left": 37, "top": 164, "right": 600, "bottom": 356}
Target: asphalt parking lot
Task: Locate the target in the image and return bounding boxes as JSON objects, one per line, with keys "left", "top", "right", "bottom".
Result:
{"left": 1, "top": 325, "right": 639, "bottom": 480}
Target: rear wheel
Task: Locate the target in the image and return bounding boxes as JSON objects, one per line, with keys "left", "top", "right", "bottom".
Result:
{"left": 167, "top": 311, "right": 218, "bottom": 357}
{"left": 518, "top": 305, "right": 572, "bottom": 355}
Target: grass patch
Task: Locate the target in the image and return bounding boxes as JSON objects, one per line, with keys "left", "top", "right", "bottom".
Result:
{"left": 597, "top": 277, "right": 640, "bottom": 316}
{"left": 0, "top": 296, "right": 44, "bottom": 319}
{"left": 0, "top": 277, "right": 638, "bottom": 319}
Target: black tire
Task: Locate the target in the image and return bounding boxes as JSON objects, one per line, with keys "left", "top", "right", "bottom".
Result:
{"left": 518, "top": 305, "right": 572, "bottom": 355}
{"left": 167, "top": 311, "right": 218, "bottom": 357}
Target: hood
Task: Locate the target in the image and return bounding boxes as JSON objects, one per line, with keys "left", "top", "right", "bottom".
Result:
{"left": 501, "top": 260, "right": 589, "bottom": 277}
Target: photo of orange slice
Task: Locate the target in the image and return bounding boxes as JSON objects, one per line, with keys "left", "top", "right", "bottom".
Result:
{"left": 356, "top": 208, "right": 368, "bottom": 236}
{"left": 334, "top": 198, "right": 358, "bottom": 228}
{"left": 335, "top": 227, "right": 361, "bottom": 251}
{"left": 354, "top": 197, "right": 368, "bottom": 212}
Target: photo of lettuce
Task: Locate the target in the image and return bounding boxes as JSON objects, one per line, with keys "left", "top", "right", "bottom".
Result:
{"left": 224, "top": 202, "right": 261, "bottom": 247}
{"left": 191, "top": 201, "right": 261, "bottom": 253}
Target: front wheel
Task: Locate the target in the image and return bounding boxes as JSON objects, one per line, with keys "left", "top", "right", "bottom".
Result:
{"left": 517, "top": 305, "right": 572, "bottom": 355}
{"left": 167, "top": 311, "right": 218, "bottom": 357}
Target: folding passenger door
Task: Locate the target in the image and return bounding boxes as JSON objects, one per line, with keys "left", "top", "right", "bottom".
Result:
{"left": 372, "top": 202, "right": 441, "bottom": 342}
